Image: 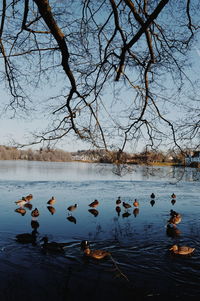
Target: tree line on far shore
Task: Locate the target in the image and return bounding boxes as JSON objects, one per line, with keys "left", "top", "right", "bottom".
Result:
{"left": 0, "top": 145, "right": 187, "bottom": 166}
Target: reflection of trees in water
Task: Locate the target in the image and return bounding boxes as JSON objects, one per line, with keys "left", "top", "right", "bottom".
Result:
{"left": 88, "top": 224, "right": 103, "bottom": 241}
{"left": 168, "top": 166, "right": 200, "bottom": 183}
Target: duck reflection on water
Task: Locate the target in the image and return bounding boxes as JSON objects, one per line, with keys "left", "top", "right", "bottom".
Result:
{"left": 47, "top": 206, "right": 56, "bottom": 215}
{"left": 122, "top": 211, "right": 131, "bottom": 218}
{"left": 15, "top": 208, "right": 26, "bottom": 216}
{"left": 115, "top": 206, "right": 121, "bottom": 216}
{"left": 31, "top": 219, "right": 40, "bottom": 230}
{"left": 67, "top": 215, "right": 77, "bottom": 224}
{"left": 88, "top": 208, "right": 99, "bottom": 217}
{"left": 133, "top": 208, "right": 139, "bottom": 217}
{"left": 24, "top": 203, "right": 33, "bottom": 210}
{"left": 150, "top": 199, "right": 155, "bottom": 207}
{"left": 166, "top": 224, "right": 181, "bottom": 238}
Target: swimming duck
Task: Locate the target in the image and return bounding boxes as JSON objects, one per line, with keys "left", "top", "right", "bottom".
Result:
{"left": 122, "top": 201, "right": 131, "bottom": 209}
{"left": 22, "top": 194, "right": 33, "bottom": 202}
{"left": 47, "top": 206, "right": 56, "bottom": 215}
{"left": 80, "top": 240, "right": 111, "bottom": 260}
{"left": 41, "top": 236, "right": 70, "bottom": 252}
{"left": 47, "top": 196, "right": 56, "bottom": 205}
{"left": 16, "top": 230, "right": 38, "bottom": 244}
{"left": 116, "top": 197, "right": 121, "bottom": 205}
{"left": 88, "top": 208, "right": 99, "bottom": 217}
{"left": 168, "top": 210, "right": 182, "bottom": 226}
{"left": 133, "top": 199, "right": 139, "bottom": 207}
{"left": 31, "top": 208, "right": 40, "bottom": 218}
{"left": 151, "top": 193, "right": 155, "bottom": 199}
{"left": 169, "top": 244, "right": 195, "bottom": 255}
{"left": 67, "top": 204, "right": 78, "bottom": 212}
{"left": 88, "top": 200, "right": 99, "bottom": 208}
{"left": 171, "top": 193, "right": 176, "bottom": 199}
{"left": 15, "top": 208, "right": 26, "bottom": 216}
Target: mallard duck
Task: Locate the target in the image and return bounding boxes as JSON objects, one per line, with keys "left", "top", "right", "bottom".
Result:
{"left": 41, "top": 236, "right": 70, "bottom": 252}
{"left": 31, "top": 208, "right": 40, "bottom": 218}
{"left": 150, "top": 199, "right": 155, "bottom": 207}
{"left": 47, "top": 196, "right": 56, "bottom": 205}
{"left": 16, "top": 230, "right": 38, "bottom": 244}
{"left": 67, "top": 215, "right": 77, "bottom": 224}
{"left": 171, "top": 193, "right": 176, "bottom": 199}
{"left": 115, "top": 206, "right": 121, "bottom": 216}
{"left": 22, "top": 194, "right": 33, "bottom": 202}
{"left": 169, "top": 244, "right": 195, "bottom": 255}
{"left": 116, "top": 197, "right": 121, "bottom": 205}
{"left": 67, "top": 204, "right": 78, "bottom": 212}
{"left": 122, "top": 201, "right": 131, "bottom": 209}
{"left": 88, "top": 208, "right": 99, "bottom": 217}
{"left": 15, "top": 208, "right": 26, "bottom": 216}
{"left": 151, "top": 193, "right": 155, "bottom": 199}
{"left": 133, "top": 199, "right": 139, "bottom": 207}
{"left": 89, "top": 200, "right": 99, "bottom": 208}
{"left": 168, "top": 210, "right": 182, "bottom": 225}
{"left": 80, "top": 240, "right": 111, "bottom": 260}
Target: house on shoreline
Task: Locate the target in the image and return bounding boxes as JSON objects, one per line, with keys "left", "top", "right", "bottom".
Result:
{"left": 185, "top": 151, "right": 200, "bottom": 166}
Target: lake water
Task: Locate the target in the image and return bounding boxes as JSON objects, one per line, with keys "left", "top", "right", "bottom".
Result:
{"left": 0, "top": 160, "right": 200, "bottom": 300}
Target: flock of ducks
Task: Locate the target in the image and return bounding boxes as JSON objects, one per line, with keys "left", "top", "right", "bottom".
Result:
{"left": 14, "top": 192, "right": 195, "bottom": 259}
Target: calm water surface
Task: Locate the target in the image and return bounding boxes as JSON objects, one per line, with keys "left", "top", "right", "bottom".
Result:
{"left": 0, "top": 160, "right": 200, "bottom": 300}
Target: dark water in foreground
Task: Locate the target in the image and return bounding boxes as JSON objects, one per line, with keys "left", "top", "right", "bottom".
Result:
{"left": 0, "top": 161, "right": 200, "bottom": 300}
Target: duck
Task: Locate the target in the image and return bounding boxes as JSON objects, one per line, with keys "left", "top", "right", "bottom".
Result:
{"left": 122, "top": 201, "right": 131, "bottom": 209}
{"left": 88, "top": 200, "right": 99, "bottom": 208}
{"left": 67, "top": 204, "right": 78, "bottom": 212}
{"left": 15, "top": 208, "right": 26, "bottom": 216}
{"left": 133, "top": 199, "right": 139, "bottom": 207}
{"left": 116, "top": 197, "right": 121, "bottom": 205}
{"left": 41, "top": 236, "right": 70, "bottom": 252}
{"left": 31, "top": 208, "right": 40, "bottom": 218}
{"left": 151, "top": 193, "right": 155, "bottom": 199}
{"left": 115, "top": 206, "right": 121, "bottom": 216}
{"left": 169, "top": 244, "right": 195, "bottom": 255}
{"left": 80, "top": 240, "right": 111, "bottom": 260}
{"left": 171, "top": 193, "right": 176, "bottom": 199}
{"left": 47, "top": 206, "right": 56, "bottom": 215}
{"left": 16, "top": 230, "right": 38, "bottom": 244}
{"left": 47, "top": 196, "right": 56, "bottom": 205}
{"left": 168, "top": 210, "right": 182, "bottom": 225}
{"left": 22, "top": 194, "right": 33, "bottom": 202}
{"left": 88, "top": 208, "right": 99, "bottom": 217}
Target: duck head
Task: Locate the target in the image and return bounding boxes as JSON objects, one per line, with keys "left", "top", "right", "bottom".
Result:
{"left": 80, "top": 240, "right": 90, "bottom": 250}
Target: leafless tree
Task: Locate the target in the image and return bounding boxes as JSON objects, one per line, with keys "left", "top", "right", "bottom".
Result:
{"left": 0, "top": 0, "right": 200, "bottom": 155}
